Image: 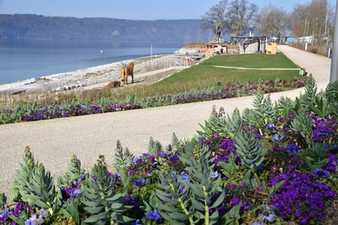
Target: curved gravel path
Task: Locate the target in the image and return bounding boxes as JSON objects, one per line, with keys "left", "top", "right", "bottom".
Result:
{"left": 0, "top": 46, "right": 330, "bottom": 194}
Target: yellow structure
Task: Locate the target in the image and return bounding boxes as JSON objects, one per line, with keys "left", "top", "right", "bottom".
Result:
{"left": 266, "top": 43, "right": 277, "bottom": 55}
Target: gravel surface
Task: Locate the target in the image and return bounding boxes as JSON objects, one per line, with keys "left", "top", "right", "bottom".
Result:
{"left": 0, "top": 45, "right": 330, "bottom": 195}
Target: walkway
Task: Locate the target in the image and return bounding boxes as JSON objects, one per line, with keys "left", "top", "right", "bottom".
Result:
{"left": 0, "top": 46, "right": 331, "bottom": 194}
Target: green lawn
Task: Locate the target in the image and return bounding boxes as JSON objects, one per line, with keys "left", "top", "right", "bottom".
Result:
{"left": 155, "top": 53, "right": 299, "bottom": 90}
{"left": 203, "top": 53, "right": 298, "bottom": 68}
{"left": 95, "top": 53, "right": 301, "bottom": 102}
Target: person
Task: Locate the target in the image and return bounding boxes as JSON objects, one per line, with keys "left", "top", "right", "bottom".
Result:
{"left": 243, "top": 42, "right": 248, "bottom": 54}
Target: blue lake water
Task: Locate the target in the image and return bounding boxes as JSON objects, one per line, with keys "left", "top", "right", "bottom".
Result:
{"left": 0, "top": 47, "right": 176, "bottom": 84}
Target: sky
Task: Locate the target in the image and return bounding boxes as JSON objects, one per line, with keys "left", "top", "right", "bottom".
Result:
{"left": 0, "top": 0, "right": 335, "bottom": 20}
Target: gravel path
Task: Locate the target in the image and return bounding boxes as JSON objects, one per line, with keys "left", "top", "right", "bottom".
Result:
{"left": 0, "top": 46, "right": 330, "bottom": 194}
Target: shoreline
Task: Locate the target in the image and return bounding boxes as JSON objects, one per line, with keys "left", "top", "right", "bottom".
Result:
{"left": 0, "top": 52, "right": 188, "bottom": 95}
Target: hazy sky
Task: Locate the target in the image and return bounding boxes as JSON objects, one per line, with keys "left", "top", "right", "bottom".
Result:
{"left": 0, "top": 0, "right": 335, "bottom": 20}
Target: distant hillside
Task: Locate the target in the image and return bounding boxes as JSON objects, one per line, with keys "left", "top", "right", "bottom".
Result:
{"left": 0, "top": 14, "right": 211, "bottom": 47}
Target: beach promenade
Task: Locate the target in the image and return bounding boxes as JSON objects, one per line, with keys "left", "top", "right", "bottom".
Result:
{"left": 0, "top": 46, "right": 331, "bottom": 194}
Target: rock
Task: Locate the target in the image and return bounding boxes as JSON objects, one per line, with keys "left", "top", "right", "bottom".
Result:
{"left": 106, "top": 81, "right": 121, "bottom": 89}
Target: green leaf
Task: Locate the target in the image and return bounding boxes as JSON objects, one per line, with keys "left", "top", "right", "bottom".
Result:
{"left": 210, "top": 192, "right": 225, "bottom": 208}
{"left": 83, "top": 212, "right": 107, "bottom": 223}
{"left": 169, "top": 212, "right": 187, "bottom": 221}
{"left": 191, "top": 199, "right": 204, "bottom": 211}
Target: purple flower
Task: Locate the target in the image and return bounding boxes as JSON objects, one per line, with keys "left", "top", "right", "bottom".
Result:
{"left": 240, "top": 200, "right": 251, "bottom": 211}
{"left": 12, "top": 202, "right": 26, "bottom": 217}
{"left": 213, "top": 155, "right": 229, "bottom": 165}
{"left": 229, "top": 197, "right": 250, "bottom": 211}
{"left": 272, "top": 146, "right": 287, "bottom": 153}
{"left": 325, "top": 154, "right": 337, "bottom": 172}
{"left": 62, "top": 179, "right": 82, "bottom": 199}
{"left": 146, "top": 210, "right": 161, "bottom": 221}
{"left": 143, "top": 153, "right": 155, "bottom": 163}
{"left": 270, "top": 171, "right": 336, "bottom": 224}
{"left": 0, "top": 208, "right": 10, "bottom": 222}
{"left": 213, "top": 138, "right": 237, "bottom": 165}
{"left": 312, "top": 116, "right": 336, "bottom": 142}
{"left": 230, "top": 197, "right": 240, "bottom": 206}
{"left": 123, "top": 195, "right": 140, "bottom": 209}
{"left": 133, "top": 178, "right": 146, "bottom": 187}
{"left": 220, "top": 138, "right": 235, "bottom": 152}
{"left": 226, "top": 183, "right": 238, "bottom": 191}
{"left": 89, "top": 104, "right": 103, "bottom": 114}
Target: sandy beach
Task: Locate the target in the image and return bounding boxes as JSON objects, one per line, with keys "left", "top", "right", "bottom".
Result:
{"left": 0, "top": 53, "right": 190, "bottom": 95}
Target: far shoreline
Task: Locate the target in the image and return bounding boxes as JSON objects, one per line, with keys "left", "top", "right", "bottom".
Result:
{"left": 0, "top": 50, "right": 189, "bottom": 95}
{"left": 0, "top": 45, "right": 178, "bottom": 83}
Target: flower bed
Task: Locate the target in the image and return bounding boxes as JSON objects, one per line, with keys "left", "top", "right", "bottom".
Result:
{"left": 0, "top": 78, "right": 306, "bottom": 124}
{"left": 0, "top": 79, "right": 337, "bottom": 225}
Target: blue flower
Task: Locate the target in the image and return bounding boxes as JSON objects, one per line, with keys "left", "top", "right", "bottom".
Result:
{"left": 132, "top": 219, "right": 142, "bottom": 225}
{"left": 272, "top": 134, "right": 284, "bottom": 142}
{"left": 180, "top": 172, "right": 189, "bottom": 182}
{"left": 123, "top": 195, "right": 139, "bottom": 208}
{"left": 313, "top": 168, "right": 330, "bottom": 178}
{"left": 266, "top": 123, "right": 276, "bottom": 130}
{"left": 63, "top": 187, "right": 81, "bottom": 199}
{"left": 132, "top": 157, "right": 144, "bottom": 166}
{"left": 178, "top": 186, "right": 187, "bottom": 194}
{"left": 133, "top": 178, "right": 146, "bottom": 187}
{"left": 263, "top": 213, "right": 276, "bottom": 222}
{"left": 251, "top": 222, "right": 264, "bottom": 225}
{"left": 169, "top": 155, "right": 180, "bottom": 164}
{"left": 158, "top": 151, "right": 168, "bottom": 158}
{"left": 210, "top": 170, "right": 219, "bottom": 179}
{"left": 25, "top": 218, "right": 36, "bottom": 225}
{"left": 287, "top": 143, "right": 300, "bottom": 154}
{"left": 146, "top": 210, "right": 161, "bottom": 221}
{"left": 25, "top": 215, "right": 42, "bottom": 225}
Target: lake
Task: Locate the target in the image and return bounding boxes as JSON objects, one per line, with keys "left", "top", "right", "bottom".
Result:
{"left": 0, "top": 47, "right": 176, "bottom": 84}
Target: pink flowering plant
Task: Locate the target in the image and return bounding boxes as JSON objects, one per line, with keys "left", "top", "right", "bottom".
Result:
{"left": 0, "top": 79, "right": 337, "bottom": 225}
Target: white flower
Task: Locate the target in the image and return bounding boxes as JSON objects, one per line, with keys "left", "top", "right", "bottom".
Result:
{"left": 39, "top": 209, "right": 49, "bottom": 219}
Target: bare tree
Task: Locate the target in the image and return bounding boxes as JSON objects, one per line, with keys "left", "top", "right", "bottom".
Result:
{"left": 201, "top": 0, "right": 229, "bottom": 43}
{"left": 257, "top": 7, "right": 290, "bottom": 37}
{"left": 326, "top": 1, "right": 336, "bottom": 41}
{"left": 227, "top": 0, "right": 258, "bottom": 36}
{"left": 290, "top": 0, "right": 329, "bottom": 40}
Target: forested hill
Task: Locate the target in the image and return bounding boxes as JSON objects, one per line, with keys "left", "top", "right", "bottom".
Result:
{"left": 0, "top": 14, "right": 211, "bottom": 47}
